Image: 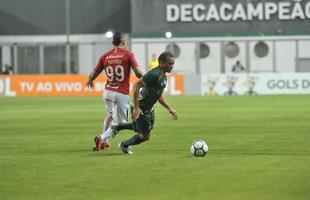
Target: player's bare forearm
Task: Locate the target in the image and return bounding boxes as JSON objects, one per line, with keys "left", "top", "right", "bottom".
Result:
{"left": 88, "top": 70, "right": 100, "bottom": 82}
{"left": 159, "top": 95, "right": 178, "bottom": 120}
{"left": 86, "top": 70, "right": 100, "bottom": 89}
{"left": 132, "top": 67, "right": 144, "bottom": 79}
{"left": 158, "top": 95, "right": 171, "bottom": 110}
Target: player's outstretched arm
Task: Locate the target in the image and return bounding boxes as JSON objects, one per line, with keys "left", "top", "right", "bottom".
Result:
{"left": 158, "top": 95, "right": 178, "bottom": 120}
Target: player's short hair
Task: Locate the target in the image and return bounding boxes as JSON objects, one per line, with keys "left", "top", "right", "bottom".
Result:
{"left": 158, "top": 51, "right": 175, "bottom": 64}
{"left": 112, "top": 32, "right": 125, "bottom": 46}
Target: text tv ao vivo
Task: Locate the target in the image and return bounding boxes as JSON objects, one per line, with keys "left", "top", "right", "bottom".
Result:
{"left": 0, "top": 74, "right": 184, "bottom": 96}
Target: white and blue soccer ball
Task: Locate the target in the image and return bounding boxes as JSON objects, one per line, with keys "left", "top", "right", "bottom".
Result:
{"left": 191, "top": 140, "right": 208, "bottom": 157}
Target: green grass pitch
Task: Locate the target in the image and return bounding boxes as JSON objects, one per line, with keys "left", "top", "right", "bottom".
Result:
{"left": 1, "top": 95, "right": 310, "bottom": 200}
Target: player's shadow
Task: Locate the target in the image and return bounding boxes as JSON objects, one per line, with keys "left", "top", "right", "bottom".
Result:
{"left": 49, "top": 148, "right": 125, "bottom": 157}
{"left": 88, "top": 151, "right": 125, "bottom": 157}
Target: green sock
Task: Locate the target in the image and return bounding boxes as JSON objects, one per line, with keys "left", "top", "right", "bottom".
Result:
{"left": 122, "top": 134, "right": 143, "bottom": 147}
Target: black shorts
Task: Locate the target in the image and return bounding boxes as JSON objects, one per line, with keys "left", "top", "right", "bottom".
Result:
{"left": 132, "top": 109, "right": 155, "bottom": 134}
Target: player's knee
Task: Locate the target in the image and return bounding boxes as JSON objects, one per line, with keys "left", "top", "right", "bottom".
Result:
{"left": 144, "top": 133, "right": 150, "bottom": 141}
{"left": 139, "top": 132, "right": 150, "bottom": 141}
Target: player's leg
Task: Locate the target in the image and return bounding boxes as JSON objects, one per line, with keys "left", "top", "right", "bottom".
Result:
{"left": 97, "top": 114, "right": 113, "bottom": 149}
{"left": 118, "top": 131, "right": 150, "bottom": 154}
{"left": 102, "top": 92, "right": 130, "bottom": 142}
{"left": 103, "top": 114, "right": 113, "bottom": 132}
{"left": 112, "top": 123, "right": 134, "bottom": 133}
{"left": 94, "top": 90, "right": 113, "bottom": 151}
{"left": 119, "top": 110, "right": 154, "bottom": 154}
{"left": 103, "top": 89, "right": 113, "bottom": 131}
{"left": 99, "top": 114, "right": 113, "bottom": 149}
{"left": 120, "top": 131, "right": 150, "bottom": 146}
{"left": 111, "top": 105, "right": 135, "bottom": 138}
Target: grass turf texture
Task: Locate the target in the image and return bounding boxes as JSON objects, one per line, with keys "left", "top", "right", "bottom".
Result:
{"left": 0, "top": 95, "right": 310, "bottom": 200}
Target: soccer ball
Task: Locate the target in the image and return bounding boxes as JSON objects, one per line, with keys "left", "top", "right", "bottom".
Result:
{"left": 191, "top": 140, "right": 208, "bottom": 157}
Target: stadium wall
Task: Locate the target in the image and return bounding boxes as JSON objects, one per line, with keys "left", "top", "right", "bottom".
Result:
{"left": 0, "top": 74, "right": 184, "bottom": 96}
{"left": 1, "top": 73, "right": 310, "bottom": 96}
{"left": 0, "top": 0, "right": 131, "bottom": 35}
{"left": 1, "top": 35, "right": 310, "bottom": 75}
{"left": 131, "top": 0, "right": 310, "bottom": 36}
{"left": 200, "top": 73, "right": 310, "bottom": 96}
{"left": 1, "top": 0, "right": 310, "bottom": 75}
{"left": 131, "top": 35, "right": 310, "bottom": 74}
{"left": 1, "top": 0, "right": 310, "bottom": 36}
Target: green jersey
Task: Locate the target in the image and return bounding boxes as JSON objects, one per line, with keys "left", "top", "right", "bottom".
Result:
{"left": 139, "top": 67, "right": 167, "bottom": 110}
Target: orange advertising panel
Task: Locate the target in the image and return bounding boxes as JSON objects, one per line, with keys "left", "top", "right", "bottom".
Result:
{"left": 0, "top": 74, "right": 184, "bottom": 96}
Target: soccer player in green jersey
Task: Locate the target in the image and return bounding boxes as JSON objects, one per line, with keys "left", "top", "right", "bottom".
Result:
{"left": 116, "top": 51, "right": 178, "bottom": 154}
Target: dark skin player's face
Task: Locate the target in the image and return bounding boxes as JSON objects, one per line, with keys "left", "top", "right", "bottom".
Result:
{"left": 160, "top": 57, "right": 175, "bottom": 73}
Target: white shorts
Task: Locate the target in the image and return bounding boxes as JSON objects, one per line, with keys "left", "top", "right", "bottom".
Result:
{"left": 103, "top": 89, "right": 130, "bottom": 124}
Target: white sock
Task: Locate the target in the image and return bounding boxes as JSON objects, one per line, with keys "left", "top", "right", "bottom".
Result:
{"left": 101, "top": 127, "right": 113, "bottom": 143}
{"left": 103, "top": 116, "right": 113, "bottom": 132}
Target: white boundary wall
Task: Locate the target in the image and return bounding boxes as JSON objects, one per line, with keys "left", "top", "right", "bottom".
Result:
{"left": 200, "top": 73, "right": 310, "bottom": 96}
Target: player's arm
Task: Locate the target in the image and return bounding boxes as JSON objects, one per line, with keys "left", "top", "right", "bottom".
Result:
{"left": 131, "top": 66, "right": 144, "bottom": 79}
{"left": 86, "top": 70, "right": 100, "bottom": 89}
{"left": 158, "top": 95, "right": 178, "bottom": 120}
{"left": 132, "top": 79, "right": 145, "bottom": 120}
{"left": 86, "top": 58, "right": 104, "bottom": 89}
{"left": 129, "top": 52, "right": 144, "bottom": 78}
